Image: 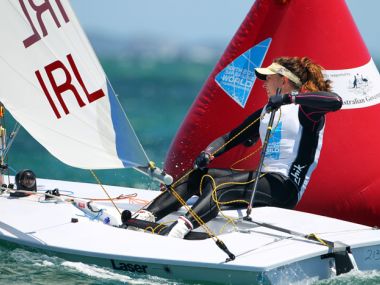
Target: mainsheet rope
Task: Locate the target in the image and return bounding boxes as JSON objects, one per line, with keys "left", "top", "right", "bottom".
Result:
{"left": 90, "top": 169, "right": 123, "bottom": 215}
{"left": 88, "top": 107, "right": 282, "bottom": 243}
{"left": 153, "top": 109, "right": 281, "bottom": 240}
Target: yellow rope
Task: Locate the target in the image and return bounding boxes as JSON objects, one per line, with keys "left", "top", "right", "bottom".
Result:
{"left": 199, "top": 172, "right": 268, "bottom": 232}
{"left": 230, "top": 108, "right": 281, "bottom": 171}
{"left": 307, "top": 233, "right": 329, "bottom": 247}
{"left": 157, "top": 108, "right": 284, "bottom": 237}
{"left": 87, "top": 108, "right": 283, "bottom": 239}
{"left": 212, "top": 113, "right": 263, "bottom": 156}
{"left": 229, "top": 146, "right": 262, "bottom": 171}
{"left": 168, "top": 185, "right": 218, "bottom": 240}
{"left": 90, "top": 170, "right": 122, "bottom": 215}
{"left": 169, "top": 110, "right": 268, "bottom": 194}
{"left": 191, "top": 109, "right": 282, "bottom": 234}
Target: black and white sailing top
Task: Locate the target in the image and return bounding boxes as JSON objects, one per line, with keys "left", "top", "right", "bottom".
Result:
{"left": 205, "top": 91, "right": 343, "bottom": 200}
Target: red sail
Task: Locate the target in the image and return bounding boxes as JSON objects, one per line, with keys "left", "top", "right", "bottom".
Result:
{"left": 164, "top": 0, "right": 380, "bottom": 227}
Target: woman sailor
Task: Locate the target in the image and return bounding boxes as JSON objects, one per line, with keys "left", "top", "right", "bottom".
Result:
{"left": 133, "top": 56, "right": 343, "bottom": 238}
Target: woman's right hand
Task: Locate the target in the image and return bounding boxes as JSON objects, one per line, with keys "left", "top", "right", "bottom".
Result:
{"left": 193, "top": 152, "right": 213, "bottom": 170}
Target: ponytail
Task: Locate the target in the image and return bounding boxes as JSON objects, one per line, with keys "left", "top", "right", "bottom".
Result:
{"left": 299, "top": 57, "right": 332, "bottom": 92}
{"left": 275, "top": 57, "right": 332, "bottom": 92}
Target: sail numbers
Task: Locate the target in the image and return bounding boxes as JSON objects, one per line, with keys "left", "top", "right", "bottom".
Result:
{"left": 35, "top": 54, "right": 105, "bottom": 119}
{"left": 20, "top": 0, "right": 70, "bottom": 48}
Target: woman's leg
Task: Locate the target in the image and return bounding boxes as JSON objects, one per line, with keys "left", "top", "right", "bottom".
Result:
{"left": 145, "top": 169, "right": 206, "bottom": 221}
{"left": 184, "top": 169, "right": 253, "bottom": 228}
{"left": 184, "top": 171, "right": 298, "bottom": 229}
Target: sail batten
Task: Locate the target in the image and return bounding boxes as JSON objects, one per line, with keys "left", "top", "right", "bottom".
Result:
{"left": 0, "top": 0, "right": 149, "bottom": 169}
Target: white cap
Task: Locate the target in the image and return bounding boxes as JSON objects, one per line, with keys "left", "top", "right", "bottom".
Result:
{"left": 255, "top": 62, "right": 302, "bottom": 87}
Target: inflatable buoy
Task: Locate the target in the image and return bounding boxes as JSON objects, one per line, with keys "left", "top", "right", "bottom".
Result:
{"left": 165, "top": 0, "right": 380, "bottom": 227}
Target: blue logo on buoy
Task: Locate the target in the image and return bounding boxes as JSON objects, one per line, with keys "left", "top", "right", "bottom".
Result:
{"left": 215, "top": 38, "right": 271, "bottom": 108}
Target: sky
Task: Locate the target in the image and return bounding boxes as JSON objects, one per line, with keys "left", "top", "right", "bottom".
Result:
{"left": 70, "top": 0, "right": 380, "bottom": 58}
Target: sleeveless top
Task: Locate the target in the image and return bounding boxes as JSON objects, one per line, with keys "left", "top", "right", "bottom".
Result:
{"left": 260, "top": 104, "right": 325, "bottom": 199}
{"left": 206, "top": 91, "right": 342, "bottom": 201}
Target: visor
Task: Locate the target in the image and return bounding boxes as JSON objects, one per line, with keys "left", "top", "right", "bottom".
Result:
{"left": 255, "top": 62, "right": 302, "bottom": 87}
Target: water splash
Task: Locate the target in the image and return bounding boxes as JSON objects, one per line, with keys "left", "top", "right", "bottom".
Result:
{"left": 0, "top": 246, "right": 184, "bottom": 285}
{"left": 315, "top": 269, "right": 380, "bottom": 285}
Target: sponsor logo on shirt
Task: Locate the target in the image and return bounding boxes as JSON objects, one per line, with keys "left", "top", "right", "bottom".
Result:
{"left": 289, "top": 163, "right": 307, "bottom": 186}
{"left": 265, "top": 122, "right": 282, "bottom": 160}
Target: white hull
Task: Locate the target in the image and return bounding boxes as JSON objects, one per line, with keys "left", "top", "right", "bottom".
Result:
{"left": 0, "top": 177, "right": 379, "bottom": 284}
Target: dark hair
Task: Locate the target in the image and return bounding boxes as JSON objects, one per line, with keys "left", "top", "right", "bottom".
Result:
{"left": 274, "top": 57, "right": 332, "bottom": 92}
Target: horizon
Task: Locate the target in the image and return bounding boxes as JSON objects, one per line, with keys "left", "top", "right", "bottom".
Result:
{"left": 71, "top": 0, "right": 380, "bottom": 60}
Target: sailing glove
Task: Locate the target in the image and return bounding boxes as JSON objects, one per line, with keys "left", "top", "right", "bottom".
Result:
{"left": 194, "top": 152, "right": 213, "bottom": 170}
{"left": 266, "top": 93, "right": 293, "bottom": 112}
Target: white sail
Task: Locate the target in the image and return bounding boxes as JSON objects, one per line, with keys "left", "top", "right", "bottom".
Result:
{"left": 0, "top": 0, "right": 148, "bottom": 169}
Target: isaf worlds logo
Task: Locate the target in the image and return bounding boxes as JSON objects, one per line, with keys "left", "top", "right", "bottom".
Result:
{"left": 215, "top": 38, "right": 272, "bottom": 108}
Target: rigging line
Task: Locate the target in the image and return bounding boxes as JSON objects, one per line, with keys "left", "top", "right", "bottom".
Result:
{"left": 200, "top": 172, "right": 267, "bottom": 232}
{"left": 65, "top": 2, "right": 107, "bottom": 80}
{"left": 309, "top": 227, "right": 380, "bottom": 235}
{"left": 194, "top": 109, "right": 282, "bottom": 233}
{"left": 241, "top": 217, "right": 336, "bottom": 249}
{"left": 170, "top": 106, "right": 277, "bottom": 190}
{"left": 163, "top": 107, "right": 275, "bottom": 203}
{"left": 168, "top": 184, "right": 236, "bottom": 262}
{"left": 1, "top": 186, "right": 142, "bottom": 206}
{"left": 167, "top": 183, "right": 236, "bottom": 263}
{"left": 149, "top": 107, "right": 275, "bottom": 237}
{"left": 2, "top": 123, "right": 21, "bottom": 159}
{"left": 199, "top": 174, "right": 240, "bottom": 229}
{"left": 211, "top": 110, "right": 266, "bottom": 157}
{"left": 229, "top": 146, "right": 262, "bottom": 171}
{"left": 144, "top": 220, "right": 176, "bottom": 235}
{"left": 234, "top": 236, "right": 292, "bottom": 259}
{"left": 89, "top": 169, "right": 121, "bottom": 215}
{"left": 168, "top": 183, "right": 235, "bottom": 263}
{"left": 169, "top": 106, "right": 282, "bottom": 189}
{"left": 127, "top": 106, "right": 277, "bottom": 257}
{"left": 167, "top": 185, "right": 216, "bottom": 239}
{"left": 229, "top": 108, "right": 282, "bottom": 171}
{"left": 129, "top": 170, "right": 196, "bottom": 224}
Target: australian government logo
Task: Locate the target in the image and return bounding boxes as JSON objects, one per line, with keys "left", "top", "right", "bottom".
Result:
{"left": 215, "top": 38, "right": 271, "bottom": 108}
{"left": 323, "top": 58, "right": 380, "bottom": 109}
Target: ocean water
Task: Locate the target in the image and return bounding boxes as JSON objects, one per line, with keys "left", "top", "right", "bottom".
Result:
{"left": 2, "top": 55, "right": 380, "bottom": 284}
{"left": 1, "top": 243, "right": 380, "bottom": 285}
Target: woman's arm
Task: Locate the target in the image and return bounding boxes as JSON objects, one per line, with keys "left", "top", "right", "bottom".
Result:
{"left": 293, "top": 91, "right": 343, "bottom": 112}
{"left": 204, "top": 108, "right": 263, "bottom": 158}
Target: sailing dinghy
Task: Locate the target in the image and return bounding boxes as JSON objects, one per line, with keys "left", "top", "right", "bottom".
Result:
{"left": 0, "top": 1, "right": 380, "bottom": 284}
{"left": 1, "top": 177, "right": 380, "bottom": 284}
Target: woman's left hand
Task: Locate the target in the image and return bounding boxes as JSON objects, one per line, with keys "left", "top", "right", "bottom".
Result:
{"left": 266, "top": 93, "right": 291, "bottom": 112}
